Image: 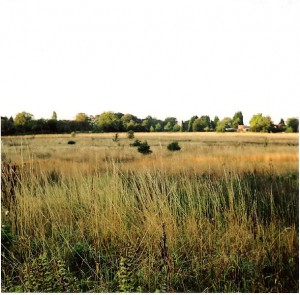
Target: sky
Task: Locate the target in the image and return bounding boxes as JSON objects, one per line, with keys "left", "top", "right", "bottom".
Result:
{"left": 1, "top": 0, "right": 299, "bottom": 125}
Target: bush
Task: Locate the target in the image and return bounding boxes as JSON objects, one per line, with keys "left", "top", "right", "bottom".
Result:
{"left": 130, "top": 139, "right": 141, "bottom": 147}
{"left": 127, "top": 130, "right": 135, "bottom": 139}
{"left": 137, "top": 141, "right": 152, "bottom": 154}
{"left": 68, "top": 140, "right": 76, "bottom": 145}
{"left": 167, "top": 141, "right": 181, "bottom": 151}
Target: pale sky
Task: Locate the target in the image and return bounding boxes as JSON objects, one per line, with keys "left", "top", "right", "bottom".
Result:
{"left": 1, "top": 0, "right": 299, "bottom": 125}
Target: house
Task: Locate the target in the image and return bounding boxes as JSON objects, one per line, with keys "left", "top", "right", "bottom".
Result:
{"left": 237, "top": 125, "right": 250, "bottom": 132}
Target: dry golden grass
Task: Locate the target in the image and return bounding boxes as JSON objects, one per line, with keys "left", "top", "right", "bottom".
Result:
{"left": 2, "top": 132, "right": 298, "bottom": 176}
{"left": 1, "top": 132, "right": 298, "bottom": 292}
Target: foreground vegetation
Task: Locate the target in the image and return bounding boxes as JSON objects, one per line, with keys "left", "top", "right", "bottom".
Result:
{"left": 1, "top": 133, "right": 299, "bottom": 292}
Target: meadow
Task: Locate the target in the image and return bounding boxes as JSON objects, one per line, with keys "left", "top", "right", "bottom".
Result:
{"left": 1, "top": 132, "right": 299, "bottom": 292}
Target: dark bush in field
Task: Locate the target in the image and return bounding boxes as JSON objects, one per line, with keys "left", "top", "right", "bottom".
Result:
{"left": 137, "top": 141, "right": 152, "bottom": 154}
{"left": 68, "top": 140, "right": 76, "bottom": 145}
{"left": 130, "top": 139, "right": 141, "bottom": 147}
{"left": 167, "top": 141, "right": 181, "bottom": 151}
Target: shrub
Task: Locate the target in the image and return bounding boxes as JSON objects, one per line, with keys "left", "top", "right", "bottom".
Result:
{"left": 137, "top": 141, "right": 152, "bottom": 154}
{"left": 68, "top": 140, "right": 76, "bottom": 145}
{"left": 127, "top": 130, "right": 135, "bottom": 139}
{"left": 130, "top": 139, "right": 141, "bottom": 147}
{"left": 167, "top": 141, "right": 181, "bottom": 151}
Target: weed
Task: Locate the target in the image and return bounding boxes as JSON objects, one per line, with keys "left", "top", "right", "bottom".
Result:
{"left": 112, "top": 133, "right": 120, "bottom": 142}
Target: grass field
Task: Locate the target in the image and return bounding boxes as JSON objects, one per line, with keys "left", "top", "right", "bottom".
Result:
{"left": 1, "top": 132, "right": 299, "bottom": 292}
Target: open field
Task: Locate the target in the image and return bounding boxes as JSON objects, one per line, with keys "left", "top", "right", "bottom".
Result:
{"left": 2, "top": 132, "right": 299, "bottom": 175}
{"left": 1, "top": 132, "right": 299, "bottom": 292}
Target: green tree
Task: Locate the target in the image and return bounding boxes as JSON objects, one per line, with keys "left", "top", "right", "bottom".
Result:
{"left": 173, "top": 123, "right": 181, "bottom": 132}
{"left": 192, "top": 116, "right": 210, "bottom": 132}
{"left": 74, "top": 113, "right": 91, "bottom": 131}
{"left": 97, "top": 112, "right": 120, "bottom": 132}
{"left": 141, "top": 116, "right": 157, "bottom": 132}
{"left": 187, "top": 116, "right": 198, "bottom": 132}
{"left": 1, "top": 116, "right": 15, "bottom": 135}
{"left": 216, "top": 117, "right": 233, "bottom": 132}
{"left": 121, "top": 114, "right": 138, "bottom": 131}
{"left": 14, "top": 112, "right": 33, "bottom": 126}
{"left": 155, "top": 122, "right": 162, "bottom": 132}
{"left": 286, "top": 117, "right": 299, "bottom": 133}
{"left": 75, "top": 113, "right": 89, "bottom": 122}
{"left": 164, "top": 121, "right": 173, "bottom": 132}
{"left": 51, "top": 111, "right": 57, "bottom": 120}
{"left": 249, "top": 113, "right": 272, "bottom": 132}
{"left": 163, "top": 117, "right": 177, "bottom": 131}
{"left": 213, "top": 116, "right": 220, "bottom": 130}
{"left": 181, "top": 120, "right": 189, "bottom": 132}
{"left": 232, "top": 111, "right": 244, "bottom": 128}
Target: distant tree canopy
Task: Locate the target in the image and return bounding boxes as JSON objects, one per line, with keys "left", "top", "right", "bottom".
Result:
{"left": 192, "top": 115, "right": 211, "bottom": 132}
{"left": 232, "top": 111, "right": 244, "bottom": 128}
{"left": 96, "top": 112, "right": 120, "bottom": 132}
{"left": 216, "top": 117, "right": 233, "bottom": 132}
{"left": 14, "top": 112, "right": 33, "bottom": 126}
{"left": 1, "top": 110, "right": 298, "bottom": 135}
{"left": 250, "top": 113, "right": 272, "bottom": 132}
{"left": 286, "top": 118, "right": 299, "bottom": 133}
{"left": 51, "top": 111, "right": 57, "bottom": 121}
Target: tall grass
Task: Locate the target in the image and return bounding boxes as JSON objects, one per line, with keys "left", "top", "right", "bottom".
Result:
{"left": 2, "top": 157, "right": 298, "bottom": 292}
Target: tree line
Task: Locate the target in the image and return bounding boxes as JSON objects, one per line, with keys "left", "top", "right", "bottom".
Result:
{"left": 1, "top": 111, "right": 299, "bottom": 136}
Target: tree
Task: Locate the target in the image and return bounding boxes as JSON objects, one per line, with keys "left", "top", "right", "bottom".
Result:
{"left": 163, "top": 117, "right": 177, "bottom": 131}
{"left": 232, "top": 111, "right": 244, "bottom": 128}
{"left": 286, "top": 118, "right": 299, "bottom": 133}
{"left": 173, "top": 123, "right": 181, "bottom": 132}
{"left": 155, "top": 122, "right": 162, "bottom": 132}
{"left": 75, "top": 113, "right": 89, "bottom": 122}
{"left": 187, "top": 116, "right": 198, "bottom": 132}
{"left": 164, "top": 121, "right": 173, "bottom": 132}
{"left": 1, "top": 116, "right": 15, "bottom": 135}
{"left": 74, "top": 113, "right": 91, "bottom": 132}
{"left": 141, "top": 116, "right": 156, "bottom": 132}
{"left": 216, "top": 117, "right": 233, "bottom": 132}
{"left": 277, "top": 118, "right": 286, "bottom": 132}
{"left": 213, "top": 116, "right": 220, "bottom": 131}
{"left": 249, "top": 113, "right": 272, "bottom": 132}
{"left": 51, "top": 111, "right": 57, "bottom": 121}
{"left": 14, "top": 112, "right": 33, "bottom": 126}
{"left": 192, "top": 116, "right": 210, "bottom": 132}
{"left": 121, "top": 114, "right": 138, "bottom": 131}
{"left": 96, "top": 112, "right": 120, "bottom": 132}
